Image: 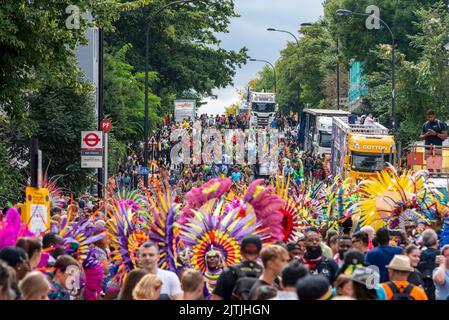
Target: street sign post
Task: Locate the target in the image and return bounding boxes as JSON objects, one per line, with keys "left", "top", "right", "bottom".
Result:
{"left": 81, "top": 131, "right": 103, "bottom": 168}
{"left": 100, "top": 120, "right": 113, "bottom": 204}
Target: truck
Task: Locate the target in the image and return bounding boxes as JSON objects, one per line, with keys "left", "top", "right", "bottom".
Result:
{"left": 298, "top": 109, "right": 351, "bottom": 157}
{"left": 330, "top": 117, "right": 396, "bottom": 181}
{"left": 249, "top": 92, "right": 277, "bottom": 127}
{"left": 174, "top": 99, "right": 197, "bottom": 122}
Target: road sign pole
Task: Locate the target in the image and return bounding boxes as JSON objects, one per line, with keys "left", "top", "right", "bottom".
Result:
{"left": 103, "top": 131, "right": 108, "bottom": 210}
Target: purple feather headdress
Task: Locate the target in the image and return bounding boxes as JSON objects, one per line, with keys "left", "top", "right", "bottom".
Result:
{"left": 243, "top": 179, "right": 285, "bottom": 242}
{"left": 180, "top": 178, "right": 232, "bottom": 224}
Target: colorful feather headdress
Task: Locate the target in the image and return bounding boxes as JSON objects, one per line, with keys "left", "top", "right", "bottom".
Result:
{"left": 179, "top": 200, "right": 268, "bottom": 274}
{"left": 356, "top": 165, "right": 435, "bottom": 230}
{"left": 271, "top": 175, "right": 307, "bottom": 242}
{"left": 324, "top": 176, "right": 359, "bottom": 232}
{"left": 180, "top": 178, "right": 232, "bottom": 225}
{"left": 242, "top": 179, "right": 285, "bottom": 242}
{"left": 144, "top": 178, "right": 180, "bottom": 272}
{"left": 0, "top": 207, "right": 35, "bottom": 249}
{"left": 106, "top": 199, "right": 150, "bottom": 287}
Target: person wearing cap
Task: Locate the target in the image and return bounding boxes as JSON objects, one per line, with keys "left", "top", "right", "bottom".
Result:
{"left": 296, "top": 275, "right": 333, "bottom": 300}
{"left": 350, "top": 267, "right": 386, "bottom": 300}
{"left": 380, "top": 255, "right": 428, "bottom": 300}
{"left": 211, "top": 236, "right": 263, "bottom": 300}
{"left": 286, "top": 242, "right": 302, "bottom": 262}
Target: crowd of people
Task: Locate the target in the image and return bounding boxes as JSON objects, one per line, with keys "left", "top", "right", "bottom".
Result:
{"left": 1, "top": 208, "right": 448, "bottom": 301}
{"left": 111, "top": 113, "right": 329, "bottom": 194}
{"left": 1, "top": 111, "right": 449, "bottom": 302}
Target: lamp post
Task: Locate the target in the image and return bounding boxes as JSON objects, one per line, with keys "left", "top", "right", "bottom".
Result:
{"left": 267, "top": 27, "right": 300, "bottom": 115}
{"left": 144, "top": 0, "right": 195, "bottom": 187}
{"left": 336, "top": 9, "right": 396, "bottom": 135}
{"left": 249, "top": 58, "right": 277, "bottom": 99}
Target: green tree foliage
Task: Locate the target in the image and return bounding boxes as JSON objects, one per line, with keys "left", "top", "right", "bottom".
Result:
{"left": 104, "top": 43, "right": 161, "bottom": 174}
{"left": 106, "top": 0, "right": 248, "bottom": 102}
{"left": 104, "top": 43, "right": 161, "bottom": 143}
{"left": 224, "top": 102, "right": 239, "bottom": 116}
{"left": 250, "top": 0, "right": 449, "bottom": 146}
{"left": 28, "top": 80, "right": 96, "bottom": 193}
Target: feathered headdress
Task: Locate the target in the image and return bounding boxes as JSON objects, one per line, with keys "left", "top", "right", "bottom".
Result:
{"left": 356, "top": 165, "right": 433, "bottom": 230}
{"left": 179, "top": 200, "right": 268, "bottom": 274}
{"left": 271, "top": 175, "right": 306, "bottom": 242}
{"left": 106, "top": 199, "right": 150, "bottom": 288}
{"left": 324, "top": 177, "right": 359, "bottom": 232}
{"left": 243, "top": 179, "right": 285, "bottom": 242}
{"left": 144, "top": 179, "right": 179, "bottom": 272}
{"left": 0, "top": 207, "right": 35, "bottom": 249}
{"left": 180, "top": 178, "right": 232, "bottom": 224}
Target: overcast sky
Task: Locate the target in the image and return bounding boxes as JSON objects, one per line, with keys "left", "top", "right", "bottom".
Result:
{"left": 198, "top": 0, "right": 324, "bottom": 115}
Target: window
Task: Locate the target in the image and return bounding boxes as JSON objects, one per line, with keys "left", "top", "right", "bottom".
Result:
{"left": 351, "top": 152, "right": 392, "bottom": 172}
{"left": 319, "top": 131, "right": 332, "bottom": 148}
{"left": 252, "top": 102, "right": 275, "bottom": 112}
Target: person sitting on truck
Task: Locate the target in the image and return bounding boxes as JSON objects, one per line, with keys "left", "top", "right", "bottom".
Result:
{"left": 419, "top": 110, "right": 448, "bottom": 150}
{"left": 363, "top": 113, "right": 376, "bottom": 125}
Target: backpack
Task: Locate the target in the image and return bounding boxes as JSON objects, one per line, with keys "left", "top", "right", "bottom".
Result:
{"left": 417, "top": 252, "right": 437, "bottom": 300}
{"left": 386, "top": 282, "right": 415, "bottom": 301}
{"left": 229, "top": 265, "right": 260, "bottom": 301}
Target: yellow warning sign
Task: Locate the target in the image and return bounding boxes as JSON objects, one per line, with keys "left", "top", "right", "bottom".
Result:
{"left": 24, "top": 187, "right": 50, "bottom": 235}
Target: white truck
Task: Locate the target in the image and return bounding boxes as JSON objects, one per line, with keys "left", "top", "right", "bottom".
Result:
{"left": 299, "top": 109, "right": 351, "bottom": 157}
{"left": 249, "top": 92, "right": 277, "bottom": 127}
{"left": 174, "top": 100, "right": 197, "bottom": 122}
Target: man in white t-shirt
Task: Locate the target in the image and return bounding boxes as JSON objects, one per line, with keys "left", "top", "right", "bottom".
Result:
{"left": 138, "top": 242, "right": 183, "bottom": 300}
{"left": 363, "top": 113, "right": 375, "bottom": 125}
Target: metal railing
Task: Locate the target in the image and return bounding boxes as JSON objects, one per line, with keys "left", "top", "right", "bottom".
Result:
{"left": 407, "top": 143, "right": 449, "bottom": 174}
{"left": 333, "top": 117, "right": 389, "bottom": 135}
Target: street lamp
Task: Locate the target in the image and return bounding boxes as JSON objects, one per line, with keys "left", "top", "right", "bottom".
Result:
{"left": 144, "top": 0, "right": 196, "bottom": 187}
{"left": 249, "top": 58, "right": 277, "bottom": 95}
{"left": 336, "top": 8, "right": 397, "bottom": 135}
{"left": 266, "top": 28, "right": 301, "bottom": 115}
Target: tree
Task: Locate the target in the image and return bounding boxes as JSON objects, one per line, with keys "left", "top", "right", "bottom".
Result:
{"left": 224, "top": 102, "right": 239, "bottom": 116}
{"left": 28, "top": 78, "right": 96, "bottom": 193}
{"left": 105, "top": 0, "right": 248, "bottom": 104}
{"left": 104, "top": 44, "right": 161, "bottom": 140}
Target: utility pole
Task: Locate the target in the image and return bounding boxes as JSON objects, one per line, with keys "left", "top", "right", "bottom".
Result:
{"left": 337, "top": 37, "right": 341, "bottom": 110}
{"left": 97, "top": 27, "right": 104, "bottom": 198}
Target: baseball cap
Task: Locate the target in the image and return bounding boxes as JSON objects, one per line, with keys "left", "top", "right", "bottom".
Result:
{"left": 240, "top": 236, "right": 262, "bottom": 254}
{"left": 0, "top": 246, "right": 28, "bottom": 267}
{"left": 296, "top": 275, "right": 333, "bottom": 300}
{"left": 286, "top": 242, "right": 300, "bottom": 251}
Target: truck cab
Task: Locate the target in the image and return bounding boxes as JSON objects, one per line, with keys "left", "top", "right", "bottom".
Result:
{"left": 331, "top": 117, "right": 396, "bottom": 182}
{"left": 346, "top": 134, "right": 395, "bottom": 180}
{"left": 250, "top": 92, "right": 276, "bottom": 127}
{"left": 299, "top": 109, "right": 351, "bottom": 157}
